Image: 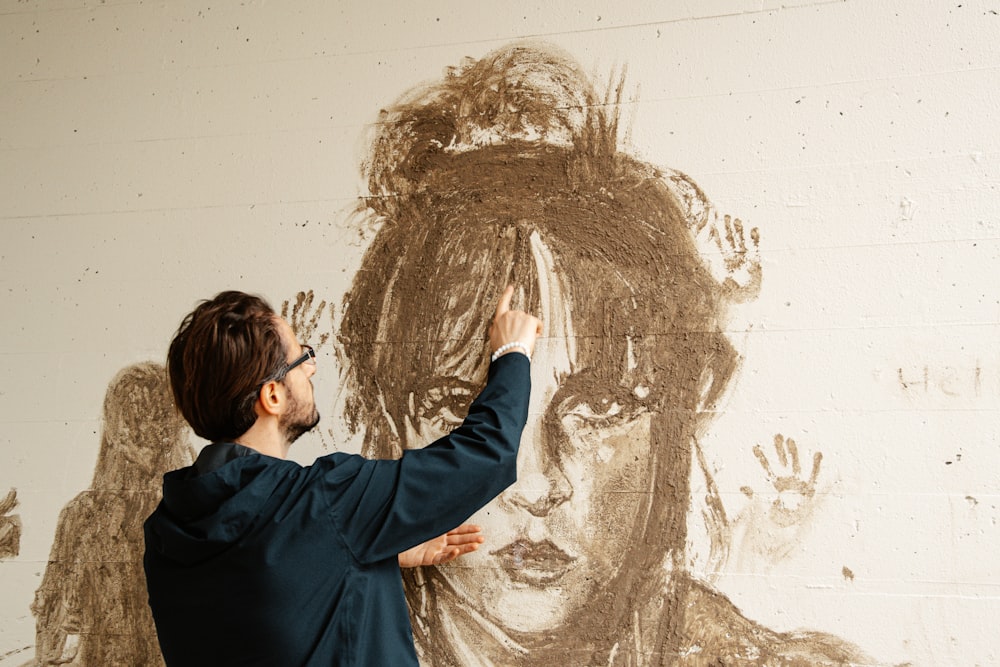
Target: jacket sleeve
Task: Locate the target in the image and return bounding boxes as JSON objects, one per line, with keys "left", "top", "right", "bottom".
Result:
{"left": 323, "top": 352, "right": 530, "bottom": 564}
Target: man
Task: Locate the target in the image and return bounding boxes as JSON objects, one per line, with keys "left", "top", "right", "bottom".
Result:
{"left": 143, "top": 286, "right": 540, "bottom": 666}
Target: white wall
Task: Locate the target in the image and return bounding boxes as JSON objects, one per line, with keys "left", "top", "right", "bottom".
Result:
{"left": 1, "top": 1, "right": 998, "bottom": 664}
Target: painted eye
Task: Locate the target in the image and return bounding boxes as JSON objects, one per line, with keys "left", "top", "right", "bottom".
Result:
{"left": 561, "top": 396, "right": 643, "bottom": 427}
{"left": 566, "top": 399, "right": 622, "bottom": 422}
{"left": 418, "top": 385, "right": 472, "bottom": 434}
{"left": 427, "top": 405, "right": 464, "bottom": 430}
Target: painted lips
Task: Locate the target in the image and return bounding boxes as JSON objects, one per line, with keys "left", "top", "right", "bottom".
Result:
{"left": 490, "top": 539, "right": 575, "bottom": 585}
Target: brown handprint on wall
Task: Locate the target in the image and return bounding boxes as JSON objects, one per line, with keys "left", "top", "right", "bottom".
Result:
{"left": 664, "top": 169, "right": 762, "bottom": 302}
{"left": 732, "top": 434, "right": 828, "bottom": 568}
{"left": 700, "top": 213, "right": 762, "bottom": 302}
{"left": 745, "top": 434, "right": 823, "bottom": 528}
{"left": 717, "top": 214, "right": 762, "bottom": 300}
{"left": 281, "top": 290, "right": 335, "bottom": 351}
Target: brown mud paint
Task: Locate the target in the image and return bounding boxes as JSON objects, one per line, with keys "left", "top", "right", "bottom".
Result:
{"left": 32, "top": 362, "right": 193, "bottom": 666}
{"left": 0, "top": 488, "right": 22, "bottom": 558}
{"left": 338, "top": 42, "right": 868, "bottom": 665}
{"left": 282, "top": 290, "right": 334, "bottom": 351}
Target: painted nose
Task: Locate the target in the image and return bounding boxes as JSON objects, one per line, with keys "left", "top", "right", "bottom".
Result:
{"left": 503, "top": 413, "right": 572, "bottom": 516}
{"left": 506, "top": 471, "right": 571, "bottom": 516}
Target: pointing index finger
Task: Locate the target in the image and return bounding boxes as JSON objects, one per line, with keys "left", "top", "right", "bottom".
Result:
{"left": 495, "top": 285, "right": 514, "bottom": 317}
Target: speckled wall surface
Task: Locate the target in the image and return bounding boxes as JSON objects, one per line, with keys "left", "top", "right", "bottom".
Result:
{"left": 2, "top": 2, "right": 998, "bottom": 665}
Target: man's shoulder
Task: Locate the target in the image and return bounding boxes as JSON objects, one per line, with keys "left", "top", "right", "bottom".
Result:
{"left": 304, "top": 451, "right": 373, "bottom": 475}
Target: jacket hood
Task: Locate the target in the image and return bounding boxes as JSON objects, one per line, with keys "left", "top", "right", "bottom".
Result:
{"left": 144, "top": 444, "right": 289, "bottom": 565}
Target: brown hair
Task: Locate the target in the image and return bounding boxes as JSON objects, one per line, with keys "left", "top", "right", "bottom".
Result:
{"left": 167, "top": 291, "right": 287, "bottom": 442}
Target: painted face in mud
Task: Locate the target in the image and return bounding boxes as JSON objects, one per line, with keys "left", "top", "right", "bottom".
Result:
{"left": 400, "top": 236, "right": 659, "bottom": 632}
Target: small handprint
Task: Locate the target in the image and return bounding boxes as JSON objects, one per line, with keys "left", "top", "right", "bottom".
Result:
{"left": 704, "top": 213, "right": 762, "bottom": 302}
{"left": 728, "top": 434, "right": 829, "bottom": 569}
{"left": 662, "top": 169, "right": 761, "bottom": 302}
{"left": 0, "top": 487, "right": 22, "bottom": 558}
{"left": 281, "top": 290, "right": 335, "bottom": 351}
{"left": 742, "top": 434, "right": 822, "bottom": 528}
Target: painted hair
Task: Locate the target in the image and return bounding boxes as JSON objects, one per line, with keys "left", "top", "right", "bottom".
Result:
{"left": 167, "top": 291, "right": 288, "bottom": 442}
{"left": 342, "top": 41, "right": 736, "bottom": 462}
{"left": 92, "top": 362, "right": 192, "bottom": 488}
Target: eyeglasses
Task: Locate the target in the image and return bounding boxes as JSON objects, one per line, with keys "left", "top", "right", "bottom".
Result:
{"left": 282, "top": 344, "right": 316, "bottom": 377}
{"left": 247, "top": 344, "right": 316, "bottom": 405}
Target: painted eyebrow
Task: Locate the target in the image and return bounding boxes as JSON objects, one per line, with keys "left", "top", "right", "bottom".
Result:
{"left": 553, "top": 369, "right": 652, "bottom": 402}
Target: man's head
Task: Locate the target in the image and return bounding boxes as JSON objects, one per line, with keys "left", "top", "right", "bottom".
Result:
{"left": 167, "top": 291, "right": 318, "bottom": 445}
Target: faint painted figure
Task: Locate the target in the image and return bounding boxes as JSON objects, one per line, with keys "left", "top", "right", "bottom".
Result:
{"left": 31, "top": 362, "right": 192, "bottom": 666}
{"left": 337, "top": 43, "right": 868, "bottom": 665}
{"left": 0, "top": 488, "right": 22, "bottom": 558}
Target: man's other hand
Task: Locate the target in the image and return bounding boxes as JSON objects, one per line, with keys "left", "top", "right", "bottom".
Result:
{"left": 397, "top": 524, "right": 484, "bottom": 568}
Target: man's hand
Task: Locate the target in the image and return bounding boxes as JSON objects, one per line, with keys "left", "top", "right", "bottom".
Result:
{"left": 398, "top": 524, "right": 485, "bottom": 568}
{"left": 489, "top": 285, "right": 542, "bottom": 359}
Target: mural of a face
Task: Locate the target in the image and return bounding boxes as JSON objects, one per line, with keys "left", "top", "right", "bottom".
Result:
{"left": 403, "top": 236, "right": 659, "bottom": 633}
{"left": 340, "top": 42, "right": 865, "bottom": 665}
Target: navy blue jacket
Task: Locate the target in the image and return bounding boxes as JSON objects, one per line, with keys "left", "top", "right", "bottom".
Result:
{"left": 143, "top": 353, "right": 529, "bottom": 666}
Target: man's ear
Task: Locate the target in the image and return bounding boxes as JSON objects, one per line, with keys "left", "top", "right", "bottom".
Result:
{"left": 256, "top": 380, "right": 285, "bottom": 417}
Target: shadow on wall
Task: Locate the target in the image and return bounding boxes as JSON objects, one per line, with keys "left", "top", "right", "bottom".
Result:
{"left": 328, "top": 41, "right": 875, "bottom": 666}
{"left": 29, "top": 362, "right": 193, "bottom": 666}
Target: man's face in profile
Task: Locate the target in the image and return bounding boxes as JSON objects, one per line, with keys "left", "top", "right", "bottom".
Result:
{"left": 275, "top": 318, "right": 320, "bottom": 444}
